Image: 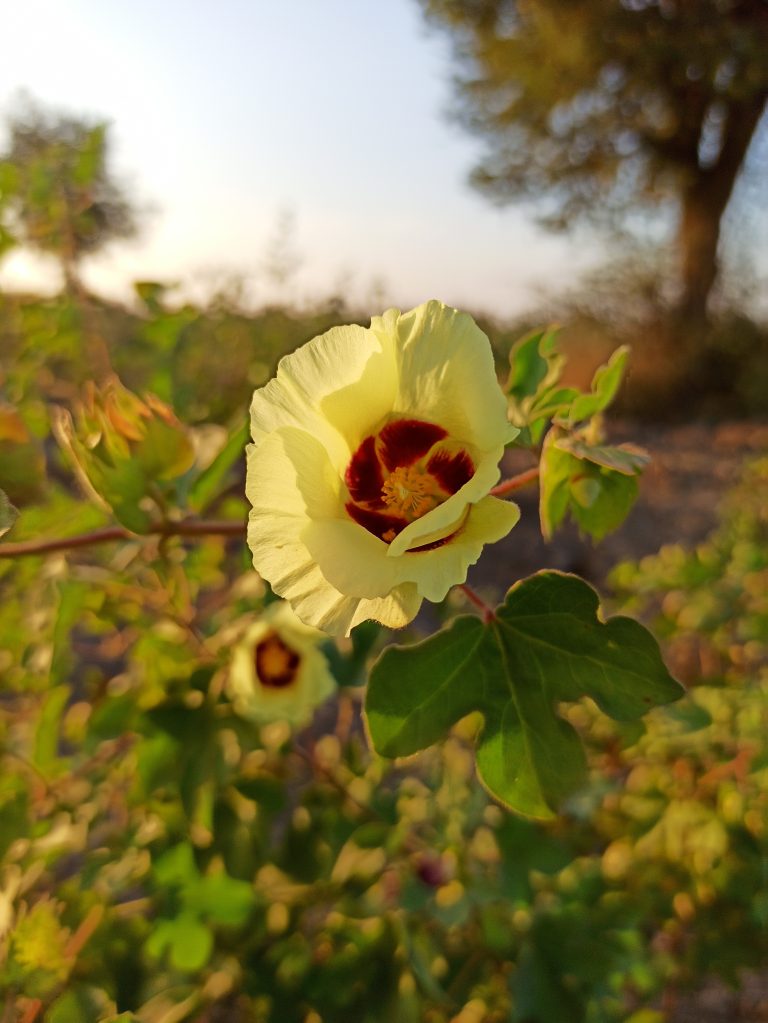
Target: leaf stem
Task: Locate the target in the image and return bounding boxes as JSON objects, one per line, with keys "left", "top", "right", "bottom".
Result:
{"left": 0, "top": 518, "right": 247, "bottom": 559}
{"left": 490, "top": 466, "right": 539, "bottom": 496}
{"left": 458, "top": 583, "right": 496, "bottom": 623}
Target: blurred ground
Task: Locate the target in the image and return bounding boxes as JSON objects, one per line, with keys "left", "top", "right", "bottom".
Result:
{"left": 467, "top": 419, "right": 768, "bottom": 601}
{"left": 672, "top": 973, "right": 768, "bottom": 1023}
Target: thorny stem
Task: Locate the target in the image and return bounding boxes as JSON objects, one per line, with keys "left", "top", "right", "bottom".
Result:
{"left": 490, "top": 466, "right": 539, "bottom": 497}
{"left": 458, "top": 583, "right": 496, "bottom": 623}
{"left": 0, "top": 519, "right": 247, "bottom": 559}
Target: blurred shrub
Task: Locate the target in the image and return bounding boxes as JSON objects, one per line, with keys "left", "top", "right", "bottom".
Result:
{"left": 0, "top": 287, "right": 354, "bottom": 430}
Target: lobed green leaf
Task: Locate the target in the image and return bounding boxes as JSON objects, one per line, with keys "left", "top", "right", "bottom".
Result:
{"left": 366, "top": 572, "right": 682, "bottom": 819}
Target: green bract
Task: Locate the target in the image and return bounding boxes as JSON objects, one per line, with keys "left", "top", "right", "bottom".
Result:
{"left": 53, "top": 375, "right": 195, "bottom": 533}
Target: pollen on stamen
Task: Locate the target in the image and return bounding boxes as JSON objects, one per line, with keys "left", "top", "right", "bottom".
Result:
{"left": 381, "top": 466, "right": 439, "bottom": 520}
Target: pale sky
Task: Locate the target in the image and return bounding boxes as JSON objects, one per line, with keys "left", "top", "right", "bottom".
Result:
{"left": 0, "top": 0, "right": 597, "bottom": 315}
{"left": 3, "top": 1, "right": 765, "bottom": 317}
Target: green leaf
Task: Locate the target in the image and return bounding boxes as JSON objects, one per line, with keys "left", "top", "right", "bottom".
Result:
{"left": 153, "top": 842, "right": 199, "bottom": 887}
{"left": 506, "top": 328, "right": 575, "bottom": 445}
{"left": 185, "top": 871, "right": 254, "bottom": 926}
{"left": 540, "top": 431, "right": 641, "bottom": 541}
{"left": 0, "top": 488, "right": 18, "bottom": 539}
{"left": 33, "top": 686, "right": 70, "bottom": 770}
{"left": 47, "top": 986, "right": 115, "bottom": 1023}
{"left": 323, "top": 619, "right": 382, "bottom": 687}
{"left": 169, "top": 913, "right": 213, "bottom": 972}
{"left": 562, "top": 346, "right": 628, "bottom": 424}
{"left": 507, "top": 327, "right": 563, "bottom": 404}
{"left": 555, "top": 437, "right": 650, "bottom": 475}
{"left": 366, "top": 572, "right": 682, "bottom": 819}
{"left": 187, "top": 417, "right": 249, "bottom": 513}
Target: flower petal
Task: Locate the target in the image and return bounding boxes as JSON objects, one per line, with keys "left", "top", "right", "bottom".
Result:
{"left": 377, "top": 418, "right": 448, "bottom": 471}
{"left": 427, "top": 449, "right": 475, "bottom": 493}
{"left": 350, "top": 585, "right": 422, "bottom": 631}
{"left": 345, "top": 434, "right": 385, "bottom": 503}
{"left": 303, "top": 518, "right": 401, "bottom": 599}
{"left": 303, "top": 496, "right": 520, "bottom": 606}
{"left": 345, "top": 502, "right": 409, "bottom": 541}
{"left": 371, "top": 301, "right": 517, "bottom": 451}
{"left": 250, "top": 323, "right": 398, "bottom": 469}
{"left": 247, "top": 429, "right": 422, "bottom": 635}
{"left": 403, "top": 496, "right": 521, "bottom": 603}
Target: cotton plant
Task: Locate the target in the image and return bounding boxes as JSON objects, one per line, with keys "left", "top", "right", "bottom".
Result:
{"left": 2, "top": 298, "right": 682, "bottom": 820}
{"left": 243, "top": 300, "right": 682, "bottom": 816}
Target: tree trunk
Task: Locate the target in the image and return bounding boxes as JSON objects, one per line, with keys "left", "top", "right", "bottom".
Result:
{"left": 674, "top": 92, "right": 768, "bottom": 328}
{"left": 677, "top": 180, "right": 723, "bottom": 327}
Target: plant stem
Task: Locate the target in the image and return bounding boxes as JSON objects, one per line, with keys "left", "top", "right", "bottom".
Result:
{"left": 1, "top": 471, "right": 537, "bottom": 561}
{"left": 490, "top": 466, "right": 539, "bottom": 497}
{"left": 458, "top": 583, "right": 496, "bottom": 623}
{"left": 0, "top": 519, "right": 246, "bottom": 560}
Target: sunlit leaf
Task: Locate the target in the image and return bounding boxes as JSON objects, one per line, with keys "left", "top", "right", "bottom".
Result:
{"left": 555, "top": 437, "right": 650, "bottom": 475}
{"left": 540, "top": 431, "right": 640, "bottom": 540}
{"left": 366, "top": 572, "right": 682, "bottom": 818}
{"left": 560, "top": 346, "right": 629, "bottom": 425}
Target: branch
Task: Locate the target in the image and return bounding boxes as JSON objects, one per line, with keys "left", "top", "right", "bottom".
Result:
{"left": 0, "top": 518, "right": 246, "bottom": 559}
{"left": 490, "top": 466, "right": 539, "bottom": 497}
{"left": 0, "top": 470, "right": 540, "bottom": 559}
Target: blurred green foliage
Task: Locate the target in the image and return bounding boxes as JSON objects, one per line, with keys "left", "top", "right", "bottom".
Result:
{"left": 0, "top": 280, "right": 766, "bottom": 1022}
{"left": 0, "top": 100, "right": 137, "bottom": 292}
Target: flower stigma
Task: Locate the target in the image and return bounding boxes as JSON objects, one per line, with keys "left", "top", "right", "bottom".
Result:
{"left": 381, "top": 465, "right": 439, "bottom": 520}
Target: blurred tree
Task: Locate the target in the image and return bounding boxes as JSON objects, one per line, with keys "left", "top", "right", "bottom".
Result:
{"left": 419, "top": 0, "right": 768, "bottom": 328}
{"left": 0, "top": 98, "right": 137, "bottom": 294}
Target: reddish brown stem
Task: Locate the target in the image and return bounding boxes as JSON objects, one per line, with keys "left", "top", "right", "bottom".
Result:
{"left": 458, "top": 583, "right": 496, "bottom": 623}
{"left": 490, "top": 466, "right": 540, "bottom": 497}
{"left": 0, "top": 519, "right": 246, "bottom": 559}
{"left": 19, "top": 1001, "right": 43, "bottom": 1023}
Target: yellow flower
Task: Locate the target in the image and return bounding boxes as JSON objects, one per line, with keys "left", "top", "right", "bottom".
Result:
{"left": 246, "top": 300, "right": 520, "bottom": 635}
{"left": 227, "top": 602, "right": 336, "bottom": 727}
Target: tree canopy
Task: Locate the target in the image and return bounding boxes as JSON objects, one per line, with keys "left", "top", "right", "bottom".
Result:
{"left": 420, "top": 0, "right": 768, "bottom": 323}
{"left": 0, "top": 98, "right": 137, "bottom": 291}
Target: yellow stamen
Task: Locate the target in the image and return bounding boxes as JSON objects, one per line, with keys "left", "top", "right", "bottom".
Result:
{"left": 381, "top": 465, "right": 439, "bottom": 520}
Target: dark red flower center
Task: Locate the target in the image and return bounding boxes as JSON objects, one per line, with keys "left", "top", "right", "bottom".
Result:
{"left": 344, "top": 417, "right": 475, "bottom": 544}
{"left": 254, "top": 632, "right": 300, "bottom": 689}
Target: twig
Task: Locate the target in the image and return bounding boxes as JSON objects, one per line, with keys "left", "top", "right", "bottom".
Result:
{"left": 490, "top": 466, "right": 540, "bottom": 497}
{"left": 0, "top": 519, "right": 246, "bottom": 560}
{"left": 19, "top": 1000, "right": 43, "bottom": 1023}
{"left": 458, "top": 584, "right": 496, "bottom": 623}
